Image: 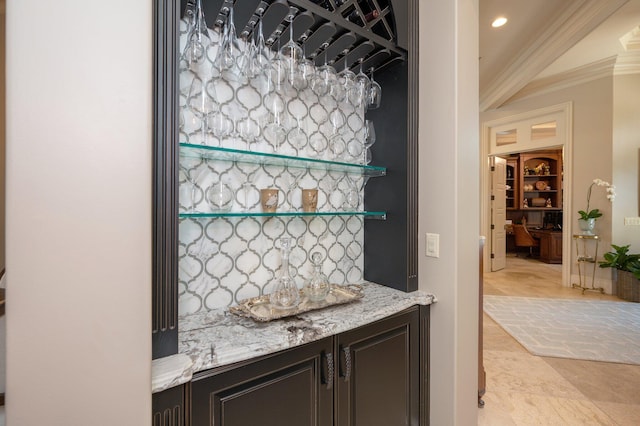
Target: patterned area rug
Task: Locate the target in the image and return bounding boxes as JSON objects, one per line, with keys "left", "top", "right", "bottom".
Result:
{"left": 483, "top": 295, "right": 640, "bottom": 365}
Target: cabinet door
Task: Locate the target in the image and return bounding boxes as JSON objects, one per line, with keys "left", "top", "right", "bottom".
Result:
{"left": 153, "top": 384, "right": 187, "bottom": 426}
{"left": 335, "top": 308, "right": 420, "bottom": 426}
{"left": 191, "top": 337, "right": 333, "bottom": 426}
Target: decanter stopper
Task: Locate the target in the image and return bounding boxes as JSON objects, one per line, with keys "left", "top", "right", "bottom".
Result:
{"left": 304, "top": 252, "right": 330, "bottom": 302}
{"left": 269, "top": 237, "right": 300, "bottom": 310}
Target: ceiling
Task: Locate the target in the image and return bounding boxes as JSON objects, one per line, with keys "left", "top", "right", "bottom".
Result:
{"left": 479, "top": 0, "right": 640, "bottom": 111}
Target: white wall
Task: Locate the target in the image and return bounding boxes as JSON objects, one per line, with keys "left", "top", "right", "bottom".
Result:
{"left": 612, "top": 73, "right": 640, "bottom": 253}
{"left": 420, "top": 0, "right": 480, "bottom": 424}
{"left": 481, "top": 77, "right": 615, "bottom": 289}
{"left": 6, "top": 1, "right": 152, "bottom": 424}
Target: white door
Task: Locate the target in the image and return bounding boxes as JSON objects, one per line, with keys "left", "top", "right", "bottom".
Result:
{"left": 491, "top": 156, "right": 507, "bottom": 271}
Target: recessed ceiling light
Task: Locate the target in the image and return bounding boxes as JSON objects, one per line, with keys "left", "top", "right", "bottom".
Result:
{"left": 492, "top": 17, "right": 507, "bottom": 28}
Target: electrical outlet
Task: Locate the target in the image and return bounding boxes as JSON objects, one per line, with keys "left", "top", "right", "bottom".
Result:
{"left": 425, "top": 233, "right": 440, "bottom": 258}
{"left": 624, "top": 217, "right": 640, "bottom": 226}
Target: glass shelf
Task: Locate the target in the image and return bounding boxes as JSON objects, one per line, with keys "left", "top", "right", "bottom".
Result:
{"left": 179, "top": 211, "right": 387, "bottom": 220}
{"left": 179, "top": 143, "right": 386, "bottom": 177}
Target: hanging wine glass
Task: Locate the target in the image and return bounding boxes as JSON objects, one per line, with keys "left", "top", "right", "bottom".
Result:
{"left": 367, "top": 68, "right": 382, "bottom": 109}
{"left": 266, "top": 37, "right": 287, "bottom": 95}
{"left": 364, "top": 120, "right": 376, "bottom": 148}
{"left": 363, "top": 119, "right": 376, "bottom": 164}
{"left": 311, "top": 46, "right": 334, "bottom": 97}
{"left": 253, "top": 18, "right": 271, "bottom": 87}
{"left": 298, "top": 44, "right": 316, "bottom": 95}
{"left": 236, "top": 31, "right": 258, "bottom": 83}
{"left": 307, "top": 132, "right": 328, "bottom": 158}
{"left": 329, "top": 134, "right": 346, "bottom": 161}
{"left": 225, "top": 104, "right": 251, "bottom": 148}
{"left": 237, "top": 115, "right": 260, "bottom": 150}
{"left": 262, "top": 100, "right": 286, "bottom": 153}
{"left": 206, "top": 179, "right": 234, "bottom": 212}
{"left": 284, "top": 165, "right": 305, "bottom": 211}
{"left": 187, "top": 77, "right": 216, "bottom": 144}
{"left": 329, "top": 109, "right": 346, "bottom": 134}
{"left": 182, "top": 0, "right": 210, "bottom": 69}
{"left": 223, "top": 5, "right": 243, "bottom": 82}
{"left": 346, "top": 138, "right": 364, "bottom": 163}
{"left": 181, "top": 75, "right": 201, "bottom": 135}
{"left": 287, "top": 115, "right": 308, "bottom": 154}
{"left": 211, "top": 14, "right": 231, "bottom": 77}
{"left": 260, "top": 29, "right": 285, "bottom": 118}
{"left": 179, "top": 161, "right": 201, "bottom": 214}
{"left": 237, "top": 163, "right": 260, "bottom": 211}
{"left": 363, "top": 148, "right": 372, "bottom": 165}
{"left": 327, "top": 109, "right": 346, "bottom": 160}
{"left": 343, "top": 173, "right": 361, "bottom": 210}
{"left": 207, "top": 110, "right": 232, "bottom": 142}
{"left": 349, "top": 62, "right": 371, "bottom": 109}
{"left": 212, "top": 6, "right": 241, "bottom": 81}
{"left": 338, "top": 51, "right": 357, "bottom": 105}
{"left": 179, "top": 4, "right": 201, "bottom": 97}
{"left": 280, "top": 13, "right": 306, "bottom": 91}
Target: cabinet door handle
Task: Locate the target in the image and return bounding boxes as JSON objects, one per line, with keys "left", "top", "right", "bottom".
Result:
{"left": 325, "top": 352, "right": 334, "bottom": 390}
{"left": 342, "top": 346, "right": 351, "bottom": 382}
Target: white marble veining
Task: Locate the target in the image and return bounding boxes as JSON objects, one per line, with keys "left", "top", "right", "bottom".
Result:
{"left": 152, "top": 282, "right": 435, "bottom": 393}
{"left": 151, "top": 354, "right": 193, "bottom": 393}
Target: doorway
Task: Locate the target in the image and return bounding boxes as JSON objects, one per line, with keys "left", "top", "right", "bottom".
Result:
{"left": 491, "top": 149, "right": 564, "bottom": 274}
{"left": 481, "top": 102, "right": 573, "bottom": 288}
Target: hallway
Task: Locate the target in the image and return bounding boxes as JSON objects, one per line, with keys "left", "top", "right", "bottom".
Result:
{"left": 478, "top": 257, "right": 640, "bottom": 425}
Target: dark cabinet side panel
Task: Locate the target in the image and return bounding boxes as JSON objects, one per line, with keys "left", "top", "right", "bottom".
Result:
{"left": 364, "top": 0, "right": 418, "bottom": 293}
{"left": 153, "top": 384, "right": 187, "bottom": 426}
{"left": 364, "top": 61, "right": 411, "bottom": 292}
{"left": 152, "top": 0, "right": 180, "bottom": 359}
{"left": 335, "top": 307, "right": 420, "bottom": 426}
{"left": 191, "top": 337, "right": 333, "bottom": 426}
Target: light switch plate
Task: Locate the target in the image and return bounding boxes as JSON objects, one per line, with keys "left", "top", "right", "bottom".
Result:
{"left": 624, "top": 217, "right": 640, "bottom": 226}
{"left": 425, "top": 233, "right": 440, "bottom": 258}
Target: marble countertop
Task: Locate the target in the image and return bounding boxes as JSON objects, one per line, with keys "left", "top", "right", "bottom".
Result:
{"left": 152, "top": 282, "right": 436, "bottom": 393}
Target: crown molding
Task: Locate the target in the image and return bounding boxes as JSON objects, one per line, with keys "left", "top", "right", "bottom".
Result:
{"left": 506, "top": 52, "right": 640, "bottom": 103}
{"left": 619, "top": 25, "right": 640, "bottom": 51}
{"left": 507, "top": 56, "right": 617, "bottom": 103}
{"left": 615, "top": 51, "right": 640, "bottom": 75}
{"left": 479, "top": 0, "right": 629, "bottom": 112}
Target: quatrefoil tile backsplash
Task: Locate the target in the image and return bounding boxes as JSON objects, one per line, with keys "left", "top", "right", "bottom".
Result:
{"left": 178, "top": 20, "right": 367, "bottom": 314}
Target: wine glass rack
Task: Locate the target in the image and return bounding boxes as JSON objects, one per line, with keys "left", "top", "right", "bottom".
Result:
{"left": 181, "top": 0, "right": 405, "bottom": 72}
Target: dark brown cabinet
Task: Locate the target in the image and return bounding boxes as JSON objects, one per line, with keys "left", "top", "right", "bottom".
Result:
{"left": 186, "top": 307, "right": 426, "bottom": 426}
{"left": 519, "top": 150, "right": 563, "bottom": 211}
{"left": 191, "top": 337, "right": 334, "bottom": 426}
{"left": 153, "top": 384, "right": 187, "bottom": 426}
{"left": 504, "top": 150, "right": 563, "bottom": 213}
{"left": 529, "top": 229, "right": 563, "bottom": 264}
{"left": 505, "top": 157, "right": 518, "bottom": 210}
{"left": 335, "top": 308, "right": 420, "bottom": 426}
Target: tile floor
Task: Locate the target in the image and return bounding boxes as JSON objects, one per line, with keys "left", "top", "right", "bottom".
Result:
{"left": 478, "top": 256, "right": 640, "bottom": 425}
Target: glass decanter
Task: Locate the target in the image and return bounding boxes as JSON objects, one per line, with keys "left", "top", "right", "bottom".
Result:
{"left": 269, "top": 237, "right": 300, "bottom": 310}
{"left": 304, "top": 252, "right": 330, "bottom": 302}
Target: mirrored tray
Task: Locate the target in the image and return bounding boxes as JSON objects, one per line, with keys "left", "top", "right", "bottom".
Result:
{"left": 229, "top": 284, "right": 364, "bottom": 322}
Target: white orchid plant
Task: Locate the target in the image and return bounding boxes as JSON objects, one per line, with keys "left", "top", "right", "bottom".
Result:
{"left": 578, "top": 178, "right": 616, "bottom": 220}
